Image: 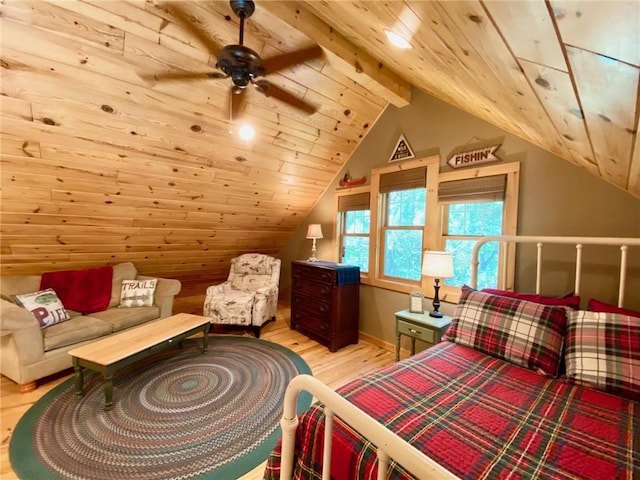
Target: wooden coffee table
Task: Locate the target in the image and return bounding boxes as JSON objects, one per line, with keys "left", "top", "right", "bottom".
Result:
{"left": 68, "top": 313, "right": 210, "bottom": 411}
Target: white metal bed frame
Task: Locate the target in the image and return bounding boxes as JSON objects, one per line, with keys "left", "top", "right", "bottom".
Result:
{"left": 471, "top": 235, "right": 640, "bottom": 306}
{"left": 279, "top": 235, "right": 640, "bottom": 480}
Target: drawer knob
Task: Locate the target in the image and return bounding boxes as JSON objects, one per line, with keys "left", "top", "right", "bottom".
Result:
{"left": 409, "top": 329, "right": 420, "bottom": 334}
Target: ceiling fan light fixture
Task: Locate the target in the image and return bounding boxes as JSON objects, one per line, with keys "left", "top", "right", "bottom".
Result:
{"left": 157, "top": 1, "right": 321, "bottom": 119}
{"left": 238, "top": 124, "right": 255, "bottom": 141}
{"left": 384, "top": 29, "right": 412, "bottom": 49}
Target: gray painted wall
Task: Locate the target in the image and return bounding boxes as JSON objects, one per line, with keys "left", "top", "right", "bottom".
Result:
{"left": 279, "top": 88, "right": 640, "bottom": 349}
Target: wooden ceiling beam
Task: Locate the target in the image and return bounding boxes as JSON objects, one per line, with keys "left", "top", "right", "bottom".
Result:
{"left": 262, "top": 2, "right": 411, "bottom": 108}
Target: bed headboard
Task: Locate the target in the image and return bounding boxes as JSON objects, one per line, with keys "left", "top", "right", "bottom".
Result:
{"left": 470, "top": 235, "right": 640, "bottom": 308}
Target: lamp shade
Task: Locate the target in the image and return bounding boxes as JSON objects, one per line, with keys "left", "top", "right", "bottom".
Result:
{"left": 422, "top": 251, "right": 453, "bottom": 278}
{"left": 306, "top": 224, "right": 323, "bottom": 239}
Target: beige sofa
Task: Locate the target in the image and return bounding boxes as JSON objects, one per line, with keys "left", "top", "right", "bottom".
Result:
{"left": 0, "top": 262, "right": 181, "bottom": 392}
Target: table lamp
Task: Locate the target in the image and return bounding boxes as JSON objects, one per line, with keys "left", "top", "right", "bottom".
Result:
{"left": 306, "top": 224, "right": 323, "bottom": 262}
{"left": 422, "top": 251, "right": 454, "bottom": 318}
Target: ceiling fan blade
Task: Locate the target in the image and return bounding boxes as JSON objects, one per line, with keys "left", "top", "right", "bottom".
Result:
{"left": 163, "top": 2, "right": 223, "bottom": 58}
{"left": 262, "top": 45, "right": 323, "bottom": 74}
{"left": 140, "top": 71, "right": 224, "bottom": 83}
{"left": 230, "top": 86, "right": 247, "bottom": 121}
{"left": 253, "top": 80, "right": 316, "bottom": 115}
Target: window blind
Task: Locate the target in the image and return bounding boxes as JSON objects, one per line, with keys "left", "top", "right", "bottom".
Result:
{"left": 379, "top": 167, "right": 426, "bottom": 193}
{"left": 338, "top": 192, "right": 370, "bottom": 211}
{"left": 438, "top": 174, "right": 506, "bottom": 203}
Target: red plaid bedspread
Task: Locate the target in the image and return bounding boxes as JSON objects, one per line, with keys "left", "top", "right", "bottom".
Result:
{"left": 265, "top": 341, "right": 639, "bottom": 479}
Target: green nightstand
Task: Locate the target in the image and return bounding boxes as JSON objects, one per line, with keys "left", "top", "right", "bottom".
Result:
{"left": 394, "top": 309, "right": 452, "bottom": 361}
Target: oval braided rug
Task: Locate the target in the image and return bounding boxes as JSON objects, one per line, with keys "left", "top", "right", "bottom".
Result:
{"left": 10, "top": 336, "right": 312, "bottom": 480}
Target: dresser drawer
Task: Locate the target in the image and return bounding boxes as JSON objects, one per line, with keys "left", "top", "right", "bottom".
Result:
{"left": 292, "top": 311, "right": 330, "bottom": 339}
{"left": 292, "top": 279, "right": 332, "bottom": 300}
{"left": 291, "top": 293, "right": 331, "bottom": 318}
{"left": 397, "top": 320, "right": 435, "bottom": 344}
{"left": 292, "top": 264, "right": 335, "bottom": 285}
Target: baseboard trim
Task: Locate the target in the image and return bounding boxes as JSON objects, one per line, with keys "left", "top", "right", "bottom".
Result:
{"left": 359, "top": 331, "right": 412, "bottom": 359}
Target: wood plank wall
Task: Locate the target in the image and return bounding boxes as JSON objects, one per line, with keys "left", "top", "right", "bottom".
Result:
{"left": 0, "top": 1, "right": 385, "bottom": 290}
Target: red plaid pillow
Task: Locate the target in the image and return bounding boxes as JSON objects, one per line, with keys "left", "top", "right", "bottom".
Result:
{"left": 445, "top": 287, "right": 567, "bottom": 377}
{"left": 565, "top": 310, "right": 640, "bottom": 401}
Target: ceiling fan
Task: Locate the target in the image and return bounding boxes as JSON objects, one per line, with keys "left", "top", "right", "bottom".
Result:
{"left": 149, "top": 0, "right": 323, "bottom": 121}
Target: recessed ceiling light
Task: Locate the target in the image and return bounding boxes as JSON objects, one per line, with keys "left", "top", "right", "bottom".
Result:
{"left": 238, "top": 124, "right": 255, "bottom": 141}
{"left": 384, "top": 29, "right": 412, "bottom": 49}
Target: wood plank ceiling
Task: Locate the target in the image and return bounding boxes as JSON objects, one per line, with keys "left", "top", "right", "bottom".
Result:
{"left": 1, "top": 1, "right": 639, "bottom": 288}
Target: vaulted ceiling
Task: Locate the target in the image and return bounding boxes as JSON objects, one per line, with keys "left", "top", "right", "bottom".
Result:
{"left": 1, "top": 1, "right": 638, "bottom": 287}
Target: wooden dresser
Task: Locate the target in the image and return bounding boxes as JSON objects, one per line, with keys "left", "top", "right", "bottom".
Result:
{"left": 290, "top": 261, "right": 360, "bottom": 352}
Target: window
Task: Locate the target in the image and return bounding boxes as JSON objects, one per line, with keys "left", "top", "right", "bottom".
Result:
{"left": 368, "top": 158, "right": 440, "bottom": 292}
{"left": 333, "top": 157, "right": 518, "bottom": 296}
{"left": 337, "top": 191, "right": 370, "bottom": 272}
{"left": 379, "top": 167, "right": 427, "bottom": 282}
{"left": 438, "top": 164, "right": 519, "bottom": 294}
{"left": 382, "top": 187, "right": 425, "bottom": 280}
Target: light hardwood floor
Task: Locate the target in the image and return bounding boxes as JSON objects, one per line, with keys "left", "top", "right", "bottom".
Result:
{"left": 0, "top": 299, "right": 395, "bottom": 480}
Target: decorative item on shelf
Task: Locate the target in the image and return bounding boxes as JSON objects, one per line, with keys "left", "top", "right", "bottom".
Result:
{"left": 422, "top": 251, "right": 454, "bottom": 318}
{"left": 409, "top": 291, "right": 424, "bottom": 313}
{"left": 339, "top": 171, "right": 367, "bottom": 188}
{"left": 306, "top": 224, "right": 323, "bottom": 262}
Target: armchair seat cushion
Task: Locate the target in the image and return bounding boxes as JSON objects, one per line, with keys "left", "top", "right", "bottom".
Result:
{"left": 206, "top": 290, "right": 255, "bottom": 326}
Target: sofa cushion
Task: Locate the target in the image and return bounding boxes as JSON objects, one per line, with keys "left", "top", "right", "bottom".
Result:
{"left": 15, "top": 289, "right": 70, "bottom": 328}
{"left": 43, "top": 316, "right": 113, "bottom": 352}
{"left": 90, "top": 306, "right": 160, "bottom": 332}
{"left": 0, "top": 275, "right": 42, "bottom": 298}
{"left": 108, "top": 262, "right": 137, "bottom": 308}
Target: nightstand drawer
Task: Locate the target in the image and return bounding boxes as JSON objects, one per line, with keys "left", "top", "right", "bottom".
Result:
{"left": 397, "top": 320, "right": 435, "bottom": 344}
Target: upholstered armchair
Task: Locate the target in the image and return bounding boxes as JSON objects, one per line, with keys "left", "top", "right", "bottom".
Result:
{"left": 203, "top": 253, "right": 281, "bottom": 337}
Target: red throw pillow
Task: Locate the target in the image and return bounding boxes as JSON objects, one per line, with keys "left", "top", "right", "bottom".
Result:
{"left": 587, "top": 298, "right": 640, "bottom": 318}
{"left": 40, "top": 266, "right": 113, "bottom": 314}
{"left": 481, "top": 288, "right": 581, "bottom": 310}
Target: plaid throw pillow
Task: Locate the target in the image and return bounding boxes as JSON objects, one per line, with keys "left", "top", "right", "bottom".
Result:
{"left": 445, "top": 287, "right": 567, "bottom": 377}
{"left": 565, "top": 310, "right": 640, "bottom": 401}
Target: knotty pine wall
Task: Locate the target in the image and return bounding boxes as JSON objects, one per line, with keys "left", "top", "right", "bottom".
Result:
{"left": 0, "top": 1, "right": 386, "bottom": 296}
